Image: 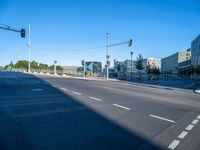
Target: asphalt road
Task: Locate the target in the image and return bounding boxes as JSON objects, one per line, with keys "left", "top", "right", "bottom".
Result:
{"left": 0, "top": 72, "right": 200, "bottom": 150}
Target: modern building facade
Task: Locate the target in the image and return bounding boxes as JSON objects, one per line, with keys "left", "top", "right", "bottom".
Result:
{"left": 191, "top": 34, "right": 200, "bottom": 66}
{"left": 85, "top": 61, "right": 102, "bottom": 74}
{"left": 161, "top": 51, "right": 190, "bottom": 74}
{"left": 114, "top": 59, "right": 138, "bottom": 79}
{"left": 143, "top": 58, "right": 161, "bottom": 71}
{"left": 63, "top": 66, "right": 77, "bottom": 74}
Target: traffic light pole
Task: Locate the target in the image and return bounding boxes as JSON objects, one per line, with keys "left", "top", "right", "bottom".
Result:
{"left": 28, "top": 24, "right": 31, "bottom": 73}
{"left": 0, "top": 25, "right": 25, "bottom": 37}
{"left": 105, "top": 33, "right": 132, "bottom": 80}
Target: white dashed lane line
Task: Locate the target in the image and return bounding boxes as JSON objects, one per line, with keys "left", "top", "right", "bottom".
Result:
{"left": 149, "top": 114, "right": 175, "bottom": 123}
{"left": 178, "top": 131, "right": 188, "bottom": 139}
{"left": 168, "top": 140, "right": 180, "bottom": 150}
{"left": 168, "top": 114, "right": 200, "bottom": 149}
{"left": 185, "top": 124, "right": 194, "bottom": 131}
{"left": 192, "top": 119, "right": 199, "bottom": 125}
{"left": 113, "top": 104, "right": 131, "bottom": 110}
{"left": 72, "top": 91, "right": 82, "bottom": 95}
{"left": 89, "top": 97, "right": 102, "bottom": 102}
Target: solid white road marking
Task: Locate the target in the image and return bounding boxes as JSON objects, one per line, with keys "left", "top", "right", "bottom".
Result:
{"left": 113, "top": 104, "right": 131, "bottom": 110}
{"left": 89, "top": 97, "right": 102, "bottom": 102}
{"left": 186, "top": 124, "right": 194, "bottom": 131}
{"left": 72, "top": 92, "right": 82, "bottom": 95}
{"left": 149, "top": 114, "right": 175, "bottom": 123}
{"left": 178, "top": 131, "right": 188, "bottom": 139}
{"left": 197, "top": 115, "right": 200, "bottom": 120}
{"left": 168, "top": 140, "right": 180, "bottom": 149}
{"left": 192, "top": 119, "right": 199, "bottom": 125}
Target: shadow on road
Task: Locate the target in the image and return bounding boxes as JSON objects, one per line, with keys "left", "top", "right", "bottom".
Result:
{"left": 0, "top": 72, "right": 163, "bottom": 150}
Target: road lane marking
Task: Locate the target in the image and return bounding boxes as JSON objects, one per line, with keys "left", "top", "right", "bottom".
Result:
{"left": 61, "top": 88, "right": 68, "bottom": 91}
{"left": 192, "top": 119, "right": 199, "bottom": 125}
{"left": 113, "top": 104, "right": 131, "bottom": 110}
{"left": 185, "top": 124, "right": 194, "bottom": 131}
{"left": 72, "top": 92, "right": 82, "bottom": 95}
{"left": 168, "top": 140, "right": 180, "bottom": 149}
{"left": 197, "top": 115, "right": 200, "bottom": 120}
{"left": 178, "top": 131, "right": 188, "bottom": 139}
{"left": 89, "top": 97, "right": 102, "bottom": 102}
{"left": 149, "top": 114, "right": 175, "bottom": 123}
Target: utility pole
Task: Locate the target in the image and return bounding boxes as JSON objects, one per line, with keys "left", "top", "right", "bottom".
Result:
{"left": 130, "top": 51, "right": 133, "bottom": 80}
{"left": 106, "top": 33, "right": 110, "bottom": 80}
{"left": 28, "top": 24, "right": 31, "bottom": 73}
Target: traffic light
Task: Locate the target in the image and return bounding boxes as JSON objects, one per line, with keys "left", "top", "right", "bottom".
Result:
{"left": 128, "top": 39, "right": 133, "bottom": 47}
{"left": 21, "top": 28, "right": 25, "bottom": 38}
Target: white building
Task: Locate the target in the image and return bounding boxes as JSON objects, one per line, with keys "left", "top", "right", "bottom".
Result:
{"left": 143, "top": 58, "right": 161, "bottom": 71}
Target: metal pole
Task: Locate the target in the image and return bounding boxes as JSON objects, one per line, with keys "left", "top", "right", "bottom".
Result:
{"left": 54, "top": 64, "right": 56, "bottom": 75}
{"left": 28, "top": 24, "right": 31, "bottom": 73}
{"left": 131, "top": 51, "right": 133, "bottom": 80}
{"left": 84, "top": 60, "right": 85, "bottom": 79}
{"left": 106, "top": 33, "right": 110, "bottom": 80}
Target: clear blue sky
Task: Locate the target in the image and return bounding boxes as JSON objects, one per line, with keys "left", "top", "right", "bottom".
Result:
{"left": 0, "top": 0, "right": 200, "bottom": 67}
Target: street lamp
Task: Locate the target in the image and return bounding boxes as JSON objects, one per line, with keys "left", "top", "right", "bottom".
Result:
{"left": 130, "top": 51, "right": 133, "bottom": 80}
{"left": 54, "top": 60, "right": 57, "bottom": 75}
{"left": 106, "top": 32, "right": 110, "bottom": 80}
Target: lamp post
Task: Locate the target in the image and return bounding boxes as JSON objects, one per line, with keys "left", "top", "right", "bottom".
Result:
{"left": 130, "top": 51, "right": 133, "bottom": 80}
{"left": 54, "top": 60, "right": 57, "bottom": 75}
{"left": 106, "top": 33, "right": 110, "bottom": 80}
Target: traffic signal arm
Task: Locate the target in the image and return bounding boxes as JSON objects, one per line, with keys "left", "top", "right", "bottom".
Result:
{"left": 0, "top": 26, "right": 25, "bottom": 38}
{"left": 108, "top": 39, "right": 133, "bottom": 47}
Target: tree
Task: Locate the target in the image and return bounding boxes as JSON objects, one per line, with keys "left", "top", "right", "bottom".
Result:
{"left": 15, "top": 60, "right": 28, "bottom": 70}
{"left": 136, "top": 54, "right": 144, "bottom": 79}
{"left": 146, "top": 62, "right": 152, "bottom": 75}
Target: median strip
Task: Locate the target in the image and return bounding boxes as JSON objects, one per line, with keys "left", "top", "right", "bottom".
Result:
{"left": 149, "top": 114, "right": 175, "bottom": 123}
{"left": 89, "top": 97, "right": 102, "bottom": 102}
{"left": 113, "top": 104, "right": 131, "bottom": 110}
{"left": 72, "top": 91, "right": 82, "bottom": 95}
